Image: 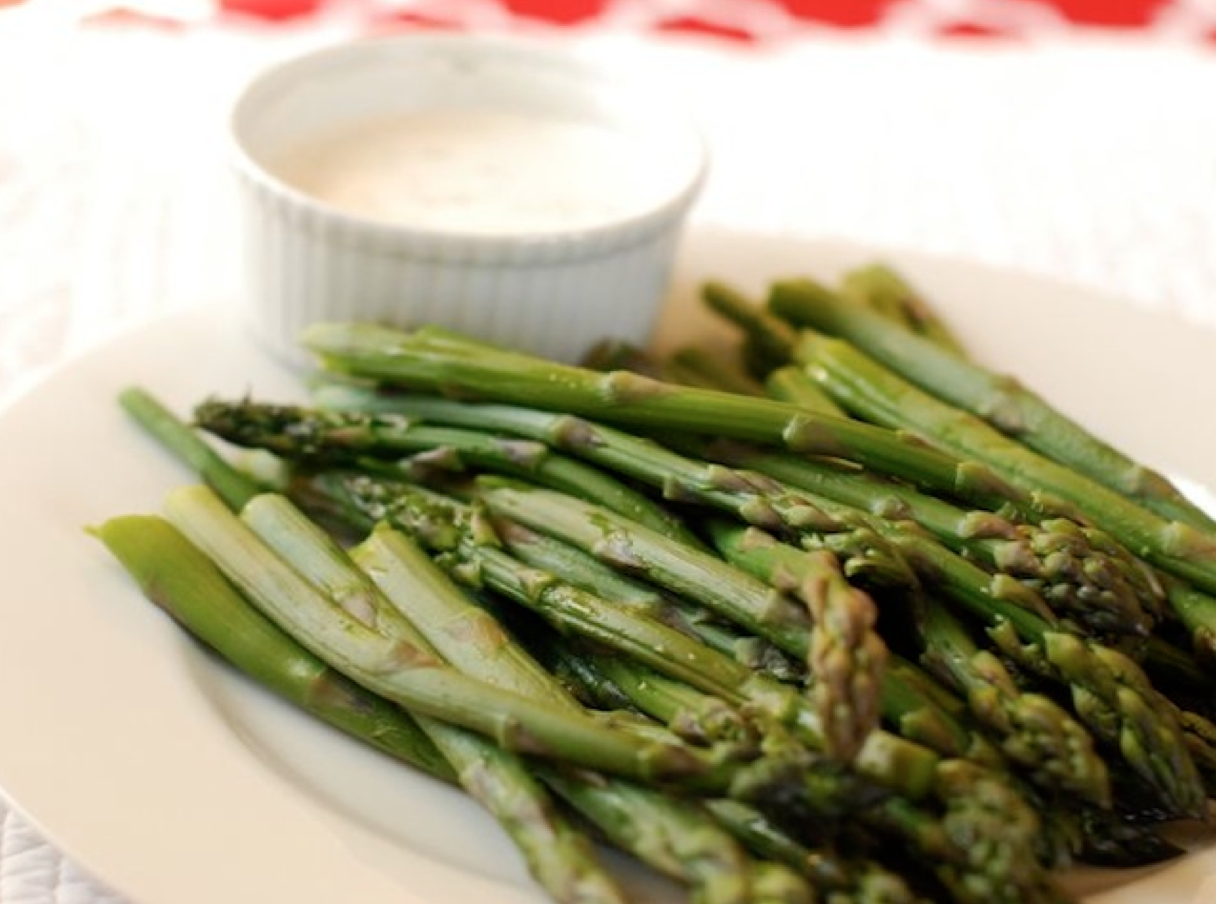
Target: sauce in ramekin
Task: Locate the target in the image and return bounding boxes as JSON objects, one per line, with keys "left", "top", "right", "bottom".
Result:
{"left": 271, "top": 109, "right": 696, "bottom": 234}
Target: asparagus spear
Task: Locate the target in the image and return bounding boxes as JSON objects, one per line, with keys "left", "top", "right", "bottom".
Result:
{"left": 292, "top": 468, "right": 943, "bottom": 799}
{"left": 200, "top": 392, "right": 1160, "bottom": 655}
{"left": 194, "top": 399, "right": 694, "bottom": 546}
{"left": 776, "top": 284, "right": 1216, "bottom": 530}
{"left": 744, "top": 863, "right": 817, "bottom": 904}
{"left": 698, "top": 522, "right": 889, "bottom": 762}
{"left": 468, "top": 477, "right": 816, "bottom": 654}
{"left": 286, "top": 393, "right": 1189, "bottom": 819}
{"left": 764, "top": 365, "right": 848, "bottom": 417}
{"left": 1157, "top": 575, "right": 1216, "bottom": 666}
{"left": 580, "top": 340, "right": 767, "bottom": 409}
{"left": 788, "top": 330, "right": 1216, "bottom": 647}
{"left": 252, "top": 472, "right": 959, "bottom": 839}
{"left": 879, "top": 655, "right": 1007, "bottom": 769}
{"left": 700, "top": 270, "right": 969, "bottom": 380}
{"left": 98, "top": 508, "right": 784, "bottom": 904}
{"left": 299, "top": 322, "right": 1030, "bottom": 515}
{"left": 706, "top": 518, "right": 1112, "bottom": 808}
{"left": 583, "top": 333, "right": 764, "bottom": 396}
{"left": 541, "top": 772, "right": 771, "bottom": 904}
{"left": 258, "top": 391, "right": 876, "bottom": 555}
{"left": 923, "top": 759, "right": 1066, "bottom": 904}
{"left": 698, "top": 440, "right": 1162, "bottom": 640}
{"left": 237, "top": 385, "right": 1151, "bottom": 758}
{"left": 91, "top": 513, "right": 453, "bottom": 784}
{"left": 119, "top": 387, "right": 262, "bottom": 509}
{"left": 592, "top": 653, "right": 760, "bottom": 747}
{"left": 559, "top": 642, "right": 1058, "bottom": 904}
{"left": 348, "top": 523, "right": 789, "bottom": 904}
{"left": 489, "top": 518, "right": 806, "bottom": 684}
{"left": 838, "top": 264, "right": 970, "bottom": 357}
{"left": 914, "top": 598, "right": 1112, "bottom": 807}
{"left": 161, "top": 485, "right": 736, "bottom": 789}
{"left": 100, "top": 510, "right": 628, "bottom": 904}
{"left": 300, "top": 391, "right": 1130, "bottom": 669}
{"left": 114, "top": 408, "right": 1060, "bottom": 900}
{"left": 195, "top": 396, "right": 919, "bottom": 726}
{"left": 701, "top": 281, "right": 798, "bottom": 376}
{"left": 471, "top": 476, "right": 1206, "bottom": 819}
{"left": 357, "top": 475, "right": 1007, "bottom": 777}
{"left": 212, "top": 397, "right": 889, "bottom": 762}
{"left": 894, "top": 533, "right": 1207, "bottom": 819}
{"left": 194, "top": 488, "right": 655, "bottom": 902}
{"left": 669, "top": 345, "right": 768, "bottom": 397}
{"left": 701, "top": 798, "right": 931, "bottom": 904}
{"left": 443, "top": 473, "right": 1116, "bottom": 825}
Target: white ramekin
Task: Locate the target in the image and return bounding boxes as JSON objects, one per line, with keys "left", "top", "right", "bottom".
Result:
{"left": 227, "top": 33, "right": 709, "bottom": 366}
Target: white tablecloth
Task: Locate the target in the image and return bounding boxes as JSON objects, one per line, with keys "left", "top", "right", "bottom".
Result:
{"left": 3, "top": 19, "right": 1216, "bottom": 902}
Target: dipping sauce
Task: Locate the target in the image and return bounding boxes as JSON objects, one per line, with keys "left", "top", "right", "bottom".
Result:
{"left": 271, "top": 109, "right": 697, "bottom": 234}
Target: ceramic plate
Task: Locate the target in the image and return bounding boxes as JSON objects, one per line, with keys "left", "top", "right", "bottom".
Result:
{"left": 0, "top": 226, "right": 1213, "bottom": 904}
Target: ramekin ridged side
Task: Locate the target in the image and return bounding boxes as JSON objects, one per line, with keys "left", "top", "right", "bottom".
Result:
{"left": 227, "top": 34, "right": 709, "bottom": 368}
{"left": 235, "top": 163, "right": 697, "bottom": 366}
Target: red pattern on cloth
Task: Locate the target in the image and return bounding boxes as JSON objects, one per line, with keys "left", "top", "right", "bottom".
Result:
{"left": 653, "top": 15, "right": 760, "bottom": 43}
{"left": 775, "top": 0, "right": 901, "bottom": 29}
{"left": 933, "top": 21, "right": 1015, "bottom": 39}
{"left": 105, "top": 0, "right": 1216, "bottom": 42}
{"left": 219, "top": 0, "right": 323, "bottom": 20}
{"left": 500, "top": 0, "right": 609, "bottom": 25}
{"left": 1049, "top": 0, "right": 1169, "bottom": 26}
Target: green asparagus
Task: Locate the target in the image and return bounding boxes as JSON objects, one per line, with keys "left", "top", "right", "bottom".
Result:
{"left": 99, "top": 508, "right": 627, "bottom": 904}
{"left": 349, "top": 523, "right": 785, "bottom": 904}
{"left": 290, "top": 468, "right": 941, "bottom": 798}
{"left": 91, "top": 513, "right": 453, "bottom": 784}
{"left": 161, "top": 485, "right": 734, "bottom": 789}
{"left": 788, "top": 330, "right": 1216, "bottom": 653}
{"left": 697, "top": 440, "right": 1162, "bottom": 639}
{"left": 299, "top": 322, "right": 1030, "bottom": 515}
{"left": 770, "top": 278, "right": 1215, "bottom": 531}
{"left": 103, "top": 251, "right": 1216, "bottom": 904}
{"left": 838, "top": 264, "right": 970, "bottom": 356}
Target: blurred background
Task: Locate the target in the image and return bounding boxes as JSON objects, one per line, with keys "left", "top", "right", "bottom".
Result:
{"left": 2, "top": 1, "right": 1216, "bottom": 901}
{"left": 2, "top": 0, "right": 1216, "bottom": 400}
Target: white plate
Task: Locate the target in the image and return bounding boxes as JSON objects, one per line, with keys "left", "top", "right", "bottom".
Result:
{"left": 0, "top": 226, "right": 1214, "bottom": 904}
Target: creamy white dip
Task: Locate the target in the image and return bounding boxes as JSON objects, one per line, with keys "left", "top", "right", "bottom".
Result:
{"left": 270, "top": 109, "right": 695, "bottom": 234}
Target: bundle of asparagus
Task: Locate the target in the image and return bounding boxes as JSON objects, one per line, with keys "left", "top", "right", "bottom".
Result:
{"left": 96, "top": 263, "right": 1216, "bottom": 904}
